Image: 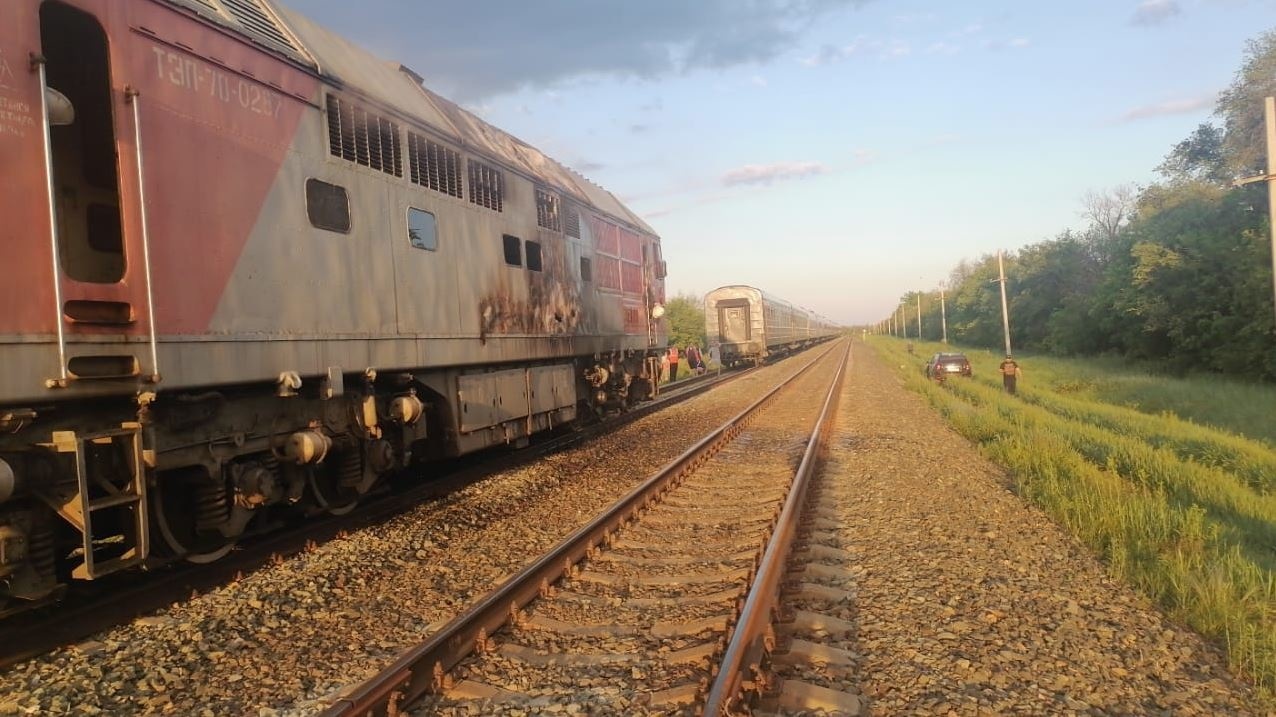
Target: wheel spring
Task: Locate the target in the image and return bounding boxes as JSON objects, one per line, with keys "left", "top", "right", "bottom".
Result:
{"left": 338, "top": 447, "right": 362, "bottom": 489}
{"left": 195, "top": 479, "right": 229, "bottom": 531}
{"left": 27, "top": 520, "right": 55, "bottom": 578}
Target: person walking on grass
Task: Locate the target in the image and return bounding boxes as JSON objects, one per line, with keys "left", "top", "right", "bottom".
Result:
{"left": 999, "top": 355, "right": 1020, "bottom": 394}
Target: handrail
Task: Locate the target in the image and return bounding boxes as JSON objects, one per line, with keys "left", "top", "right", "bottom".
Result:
{"left": 31, "top": 54, "right": 69, "bottom": 388}
{"left": 702, "top": 340, "right": 851, "bottom": 715}
{"left": 126, "top": 87, "right": 161, "bottom": 383}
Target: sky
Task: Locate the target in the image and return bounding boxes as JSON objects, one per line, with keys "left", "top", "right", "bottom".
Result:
{"left": 284, "top": 0, "right": 1276, "bottom": 325}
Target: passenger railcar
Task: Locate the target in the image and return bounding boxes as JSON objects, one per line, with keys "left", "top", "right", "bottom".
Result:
{"left": 704, "top": 286, "right": 838, "bottom": 367}
{"left": 0, "top": 0, "right": 667, "bottom": 610}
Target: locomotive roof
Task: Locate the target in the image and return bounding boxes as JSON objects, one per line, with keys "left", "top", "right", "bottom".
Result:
{"left": 161, "top": 0, "right": 657, "bottom": 238}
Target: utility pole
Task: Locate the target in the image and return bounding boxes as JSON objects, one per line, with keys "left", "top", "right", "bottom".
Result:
{"left": 1235, "top": 96, "right": 1276, "bottom": 323}
{"left": 940, "top": 286, "right": 948, "bottom": 344}
{"left": 997, "top": 250, "right": 1012, "bottom": 357}
{"left": 916, "top": 292, "right": 922, "bottom": 340}
{"left": 899, "top": 306, "right": 906, "bottom": 338}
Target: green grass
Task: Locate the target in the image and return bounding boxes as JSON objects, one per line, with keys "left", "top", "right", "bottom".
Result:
{"left": 934, "top": 348, "right": 1276, "bottom": 446}
{"left": 873, "top": 337, "right": 1276, "bottom": 701}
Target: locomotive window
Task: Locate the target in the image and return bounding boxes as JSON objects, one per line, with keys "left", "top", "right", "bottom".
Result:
{"left": 306, "top": 179, "right": 351, "bottom": 233}
{"left": 502, "top": 234, "right": 522, "bottom": 267}
{"left": 580, "top": 257, "right": 592, "bottom": 282}
{"left": 407, "top": 208, "right": 437, "bottom": 251}
{"left": 526, "top": 240, "right": 543, "bottom": 272}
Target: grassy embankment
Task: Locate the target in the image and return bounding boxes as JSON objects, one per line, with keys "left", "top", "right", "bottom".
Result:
{"left": 872, "top": 338, "right": 1276, "bottom": 699}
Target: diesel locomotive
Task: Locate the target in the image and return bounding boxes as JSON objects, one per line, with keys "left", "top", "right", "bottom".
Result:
{"left": 704, "top": 285, "right": 838, "bottom": 367}
{"left": 0, "top": 0, "right": 667, "bottom": 612}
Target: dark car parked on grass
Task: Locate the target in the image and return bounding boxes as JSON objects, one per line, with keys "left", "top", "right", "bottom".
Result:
{"left": 926, "top": 352, "right": 973, "bottom": 378}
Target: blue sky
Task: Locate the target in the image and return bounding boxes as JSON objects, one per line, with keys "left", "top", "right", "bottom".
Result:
{"left": 285, "top": 0, "right": 1276, "bottom": 324}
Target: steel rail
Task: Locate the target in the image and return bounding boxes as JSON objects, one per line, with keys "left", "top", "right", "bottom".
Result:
{"left": 0, "top": 359, "right": 755, "bottom": 669}
{"left": 320, "top": 341, "right": 842, "bottom": 717}
{"left": 702, "top": 340, "right": 851, "bottom": 715}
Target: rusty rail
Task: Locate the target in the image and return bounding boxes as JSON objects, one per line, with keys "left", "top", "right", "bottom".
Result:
{"left": 0, "top": 357, "right": 754, "bottom": 669}
{"left": 703, "top": 339, "right": 851, "bottom": 715}
{"left": 320, "top": 342, "right": 841, "bottom": 717}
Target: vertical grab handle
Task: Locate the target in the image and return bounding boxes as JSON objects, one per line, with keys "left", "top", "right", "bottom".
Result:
{"left": 32, "top": 54, "right": 69, "bottom": 389}
{"left": 125, "top": 87, "right": 161, "bottom": 384}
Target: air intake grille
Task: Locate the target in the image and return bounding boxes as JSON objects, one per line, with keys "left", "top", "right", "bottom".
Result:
{"left": 564, "top": 206, "right": 581, "bottom": 238}
{"left": 407, "top": 132, "right": 463, "bottom": 198}
{"left": 536, "top": 189, "right": 561, "bottom": 232}
{"left": 327, "top": 94, "right": 402, "bottom": 177}
{"left": 468, "top": 160, "right": 504, "bottom": 212}
{"left": 220, "top": 0, "right": 298, "bottom": 53}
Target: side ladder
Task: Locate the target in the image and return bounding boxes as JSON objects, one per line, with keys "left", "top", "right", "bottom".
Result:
{"left": 39, "top": 422, "right": 149, "bottom": 579}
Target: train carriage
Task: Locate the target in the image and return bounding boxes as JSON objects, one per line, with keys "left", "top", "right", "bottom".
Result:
{"left": 0, "top": 0, "right": 667, "bottom": 610}
{"left": 704, "top": 285, "right": 838, "bottom": 367}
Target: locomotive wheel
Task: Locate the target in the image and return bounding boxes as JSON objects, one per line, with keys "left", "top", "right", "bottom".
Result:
{"left": 150, "top": 472, "right": 237, "bottom": 564}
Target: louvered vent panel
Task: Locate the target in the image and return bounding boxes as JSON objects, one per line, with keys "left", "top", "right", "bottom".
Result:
{"left": 326, "top": 95, "right": 401, "bottom": 177}
{"left": 468, "top": 160, "right": 504, "bottom": 212}
{"left": 221, "top": 0, "right": 298, "bottom": 53}
{"left": 407, "top": 132, "right": 463, "bottom": 198}
{"left": 536, "top": 189, "right": 562, "bottom": 232}
{"left": 564, "top": 206, "right": 580, "bottom": 238}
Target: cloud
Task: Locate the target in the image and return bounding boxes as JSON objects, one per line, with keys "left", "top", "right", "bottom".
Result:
{"left": 950, "top": 22, "right": 983, "bottom": 37}
{"left": 1118, "top": 94, "right": 1215, "bottom": 121}
{"left": 803, "top": 36, "right": 911, "bottom": 64}
{"left": 985, "top": 37, "right": 1030, "bottom": 51}
{"left": 721, "top": 161, "right": 830, "bottom": 186}
{"left": 803, "top": 37, "right": 867, "bottom": 65}
{"left": 293, "top": 0, "right": 874, "bottom": 101}
{"left": 925, "top": 41, "right": 961, "bottom": 55}
{"left": 1130, "top": 0, "right": 1181, "bottom": 26}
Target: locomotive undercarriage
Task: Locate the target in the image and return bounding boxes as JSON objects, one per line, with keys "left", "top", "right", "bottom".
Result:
{"left": 583, "top": 350, "right": 659, "bottom": 414}
{"left": 0, "top": 351, "right": 661, "bottom": 613}
{"left": 0, "top": 371, "right": 431, "bottom": 612}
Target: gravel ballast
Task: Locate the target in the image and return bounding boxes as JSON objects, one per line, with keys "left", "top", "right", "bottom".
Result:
{"left": 791, "top": 341, "right": 1266, "bottom": 715}
{"left": 0, "top": 353, "right": 824, "bottom": 716}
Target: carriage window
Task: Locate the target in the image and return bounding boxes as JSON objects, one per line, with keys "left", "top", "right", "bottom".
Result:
{"left": 306, "top": 179, "right": 351, "bottom": 233}
{"left": 503, "top": 234, "right": 522, "bottom": 267}
{"left": 580, "top": 257, "right": 592, "bottom": 282}
{"left": 526, "top": 240, "right": 543, "bottom": 272}
{"left": 407, "top": 208, "right": 437, "bottom": 250}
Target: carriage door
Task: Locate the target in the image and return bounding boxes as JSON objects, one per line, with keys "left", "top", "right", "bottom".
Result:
{"left": 33, "top": 2, "right": 152, "bottom": 580}
{"left": 717, "top": 299, "right": 751, "bottom": 344}
{"left": 39, "top": 1, "right": 155, "bottom": 386}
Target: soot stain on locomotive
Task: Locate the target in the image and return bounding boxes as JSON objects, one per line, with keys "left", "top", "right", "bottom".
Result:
{"left": 478, "top": 234, "right": 582, "bottom": 342}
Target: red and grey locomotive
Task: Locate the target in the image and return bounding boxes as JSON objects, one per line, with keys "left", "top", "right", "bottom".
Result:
{"left": 0, "top": 0, "right": 667, "bottom": 612}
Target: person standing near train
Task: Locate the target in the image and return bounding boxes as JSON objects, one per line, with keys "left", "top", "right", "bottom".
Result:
{"left": 686, "top": 344, "right": 704, "bottom": 375}
{"left": 667, "top": 345, "right": 680, "bottom": 382}
{"left": 1000, "top": 356, "right": 1021, "bottom": 394}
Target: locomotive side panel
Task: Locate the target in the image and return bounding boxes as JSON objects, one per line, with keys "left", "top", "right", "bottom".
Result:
{"left": 0, "top": 0, "right": 667, "bottom": 609}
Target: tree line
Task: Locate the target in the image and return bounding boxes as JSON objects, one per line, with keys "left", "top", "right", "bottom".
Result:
{"left": 888, "top": 30, "right": 1276, "bottom": 380}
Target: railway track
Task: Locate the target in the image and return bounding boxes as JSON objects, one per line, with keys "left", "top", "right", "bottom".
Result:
{"left": 0, "top": 365, "right": 748, "bottom": 670}
{"left": 321, "top": 339, "right": 854, "bottom": 716}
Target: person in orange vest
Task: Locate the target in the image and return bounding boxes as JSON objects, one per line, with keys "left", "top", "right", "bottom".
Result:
{"left": 667, "top": 345, "right": 680, "bottom": 381}
{"left": 999, "top": 355, "right": 1021, "bottom": 394}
